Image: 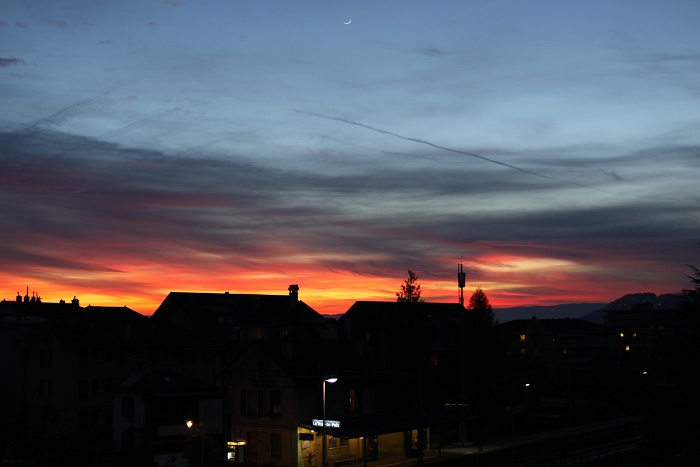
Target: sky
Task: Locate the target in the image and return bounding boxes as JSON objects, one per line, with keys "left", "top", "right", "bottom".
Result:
{"left": 1, "top": 0, "right": 699, "bottom": 316}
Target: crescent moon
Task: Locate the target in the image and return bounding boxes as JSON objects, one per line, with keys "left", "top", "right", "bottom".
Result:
{"left": 343, "top": 20, "right": 352, "bottom": 25}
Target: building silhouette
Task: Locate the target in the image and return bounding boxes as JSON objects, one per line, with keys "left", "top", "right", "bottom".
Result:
{"left": 2, "top": 287, "right": 696, "bottom": 466}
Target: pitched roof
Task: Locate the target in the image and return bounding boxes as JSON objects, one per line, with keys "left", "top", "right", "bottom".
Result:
{"left": 151, "top": 291, "right": 323, "bottom": 329}
{"left": 342, "top": 300, "right": 464, "bottom": 325}
{"left": 339, "top": 301, "right": 465, "bottom": 344}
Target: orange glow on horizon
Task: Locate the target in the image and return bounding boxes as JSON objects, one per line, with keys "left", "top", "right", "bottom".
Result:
{"left": 2, "top": 252, "right": 684, "bottom": 316}
{"left": 0, "top": 272, "right": 617, "bottom": 317}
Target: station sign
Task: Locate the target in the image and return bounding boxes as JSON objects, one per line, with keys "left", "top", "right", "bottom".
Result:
{"left": 312, "top": 419, "right": 340, "bottom": 428}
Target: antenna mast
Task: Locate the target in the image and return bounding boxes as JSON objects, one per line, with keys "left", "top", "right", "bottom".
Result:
{"left": 457, "top": 262, "right": 466, "bottom": 306}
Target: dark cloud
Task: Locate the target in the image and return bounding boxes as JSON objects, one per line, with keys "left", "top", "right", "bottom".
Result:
{"left": 0, "top": 57, "right": 25, "bottom": 68}
{"left": 42, "top": 19, "right": 67, "bottom": 28}
{"left": 600, "top": 169, "right": 623, "bottom": 181}
{"left": 2, "top": 126, "right": 697, "bottom": 289}
{"left": 417, "top": 45, "right": 446, "bottom": 56}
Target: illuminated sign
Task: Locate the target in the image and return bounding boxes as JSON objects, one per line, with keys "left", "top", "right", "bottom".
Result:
{"left": 312, "top": 419, "right": 340, "bottom": 428}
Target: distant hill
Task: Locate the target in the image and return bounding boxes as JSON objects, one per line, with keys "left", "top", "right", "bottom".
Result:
{"left": 578, "top": 292, "right": 682, "bottom": 324}
{"left": 493, "top": 303, "right": 606, "bottom": 323}
{"left": 495, "top": 292, "right": 681, "bottom": 324}
{"left": 326, "top": 293, "right": 682, "bottom": 324}
{"left": 601, "top": 292, "right": 681, "bottom": 310}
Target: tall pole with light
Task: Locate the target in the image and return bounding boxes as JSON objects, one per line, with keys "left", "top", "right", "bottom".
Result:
{"left": 457, "top": 262, "right": 466, "bottom": 444}
{"left": 322, "top": 376, "right": 338, "bottom": 467}
{"left": 186, "top": 420, "right": 204, "bottom": 467}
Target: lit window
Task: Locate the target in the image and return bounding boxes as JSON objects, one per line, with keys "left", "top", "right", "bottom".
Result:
{"left": 520, "top": 348, "right": 526, "bottom": 356}
{"left": 520, "top": 334, "right": 526, "bottom": 342}
{"left": 625, "top": 345, "right": 630, "bottom": 351}
{"left": 620, "top": 332, "right": 624, "bottom": 337}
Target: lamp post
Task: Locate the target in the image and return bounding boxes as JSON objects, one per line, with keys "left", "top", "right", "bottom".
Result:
{"left": 523, "top": 383, "right": 530, "bottom": 403}
{"left": 322, "top": 376, "right": 338, "bottom": 467}
{"left": 523, "top": 383, "right": 531, "bottom": 431}
{"left": 186, "top": 420, "right": 204, "bottom": 467}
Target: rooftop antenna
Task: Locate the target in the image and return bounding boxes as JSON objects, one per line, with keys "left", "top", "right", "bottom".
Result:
{"left": 457, "top": 259, "right": 467, "bottom": 444}
{"left": 457, "top": 261, "right": 466, "bottom": 306}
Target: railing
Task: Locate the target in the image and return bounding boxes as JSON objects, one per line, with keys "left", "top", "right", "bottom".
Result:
{"left": 563, "top": 436, "right": 644, "bottom": 466}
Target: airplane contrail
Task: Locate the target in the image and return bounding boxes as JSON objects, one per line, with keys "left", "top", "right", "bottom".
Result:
{"left": 21, "top": 88, "right": 115, "bottom": 132}
{"left": 294, "top": 110, "right": 613, "bottom": 195}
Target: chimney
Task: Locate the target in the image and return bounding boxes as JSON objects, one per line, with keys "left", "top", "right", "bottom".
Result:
{"left": 288, "top": 284, "right": 299, "bottom": 307}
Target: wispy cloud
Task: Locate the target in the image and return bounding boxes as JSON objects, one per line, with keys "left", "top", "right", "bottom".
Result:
{"left": 42, "top": 19, "right": 67, "bottom": 28}
{"left": 2, "top": 0, "right": 698, "bottom": 313}
{"left": 294, "top": 110, "right": 613, "bottom": 194}
{"left": 0, "top": 57, "right": 25, "bottom": 68}
{"left": 416, "top": 45, "right": 446, "bottom": 56}
{"left": 1, "top": 125, "right": 697, "bottom": 311}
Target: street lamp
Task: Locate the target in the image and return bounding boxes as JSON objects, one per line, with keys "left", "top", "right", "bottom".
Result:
{"left": 322, "top": 376, "right": 338, "bottom": 467}
{"left": 186, "top": 420, "right": 204, "bottom": 467}
{"left": 523, "top": 383, "right": 531, "bottom": 432}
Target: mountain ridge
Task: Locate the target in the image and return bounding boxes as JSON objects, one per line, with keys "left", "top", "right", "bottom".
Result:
{"left": 494, "top": 292, "right": 681, "bottom": 324}
{"left": 321, "top": 292, "right": 682, "bottom": 322}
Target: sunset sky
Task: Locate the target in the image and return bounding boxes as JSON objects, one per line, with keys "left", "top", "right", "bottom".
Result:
{"left": 2, "top": 0, "right": 699, "bottom": 316}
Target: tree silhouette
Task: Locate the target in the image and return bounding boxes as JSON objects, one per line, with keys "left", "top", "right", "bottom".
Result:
{"left": 679, "top": 243, "right": 700, "bottom": 311}
{"left": 396, "top": 269, "right": 423, "bottom": 303}
{"left": 467, "top": 287, "right": 495, "bottom": 326}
